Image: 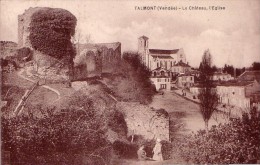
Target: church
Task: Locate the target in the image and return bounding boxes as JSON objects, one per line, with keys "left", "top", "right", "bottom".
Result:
{"left": 138, "top": 35, "right": 187, "bottom": 71}
{"left": 138, "top": 36, "right": 193, "bottom": 91}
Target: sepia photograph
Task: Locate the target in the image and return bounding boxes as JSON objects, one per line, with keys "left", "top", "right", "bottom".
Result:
{"left": 1, "top": 0, "right": 260, "bottom": 164}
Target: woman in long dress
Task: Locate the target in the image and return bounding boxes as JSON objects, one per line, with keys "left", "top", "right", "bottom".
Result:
{"left": 153, "top": 139, "right": 163, "bottom": 161}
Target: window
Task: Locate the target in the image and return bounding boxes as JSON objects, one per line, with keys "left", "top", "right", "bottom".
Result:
{"left": 165, "top": 78, "right": 167, "bottom": 82}
{"left": 161, "top": 71, "right": 165, "bottom": 76}
{"left": 160, "top": 84, "right": 166, "bottom": 89}
{"left": 190, "top": 77, "right": 193, "bottom": 81}
{"left": 157, "top": 62, "right": 159, "bottom": 67}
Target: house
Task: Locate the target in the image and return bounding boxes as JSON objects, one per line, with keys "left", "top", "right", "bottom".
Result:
{"left": 171, "top": 60, "right": 191, "bottom": 74}
{"left": 138, "top": 36, "right": 186, "bottom": 71}
{"left": 216, "top": 80, "right": 260, "bottom": 109}
{"left": 211, "top": 72, "right": 233, "bottom": 81}
{"left": 237, "top": 70, "right": 260, "bottom": 82}
{"left": 176, "top": 73, "right": 194, "bottom": 88}
{"left": 150, "top": 67, "right": 171, "bottom": 91}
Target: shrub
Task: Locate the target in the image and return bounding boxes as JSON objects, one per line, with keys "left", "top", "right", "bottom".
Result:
{"left": 178, "top": 107, "right": 260, "bottom": 164}
{"left": 1, "top": 93, "right": 112, "bottom": 165}
{"left": 108, "top": 51, "right": 156, "bottom": 104}
{"left": 108, "top": 110, "right": 128, "bottom": 137}
{"left": 161, "top": 140, "right": 173, "bottom": 160}
{"left": 113, "top": 140, "right": 138, "bottom": 159}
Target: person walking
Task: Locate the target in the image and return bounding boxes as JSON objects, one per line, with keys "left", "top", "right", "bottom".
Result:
{"left": 153, "top": 138, "right": 163, "bottom": 161}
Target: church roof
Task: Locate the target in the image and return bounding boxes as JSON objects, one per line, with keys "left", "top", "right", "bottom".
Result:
{"left": 149, "top": 49, "right": 179, "bottom": 55}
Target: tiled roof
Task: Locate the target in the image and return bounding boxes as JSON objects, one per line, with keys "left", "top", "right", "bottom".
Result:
{"left": 149, "top": 49, "right": 179, "bottom": 54}
{"left": 216, "top": 80, "right": 253, "bottom": 87}
{"left": 237, "top": 71, "right": 260, "bottom": 82}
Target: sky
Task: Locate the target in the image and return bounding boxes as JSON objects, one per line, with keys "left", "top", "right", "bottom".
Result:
{"left": 1, "top": 0, "right": 260, "bottom": 67}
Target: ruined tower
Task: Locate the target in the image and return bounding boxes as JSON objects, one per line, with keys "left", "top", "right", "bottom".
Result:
{"left": 138, "top": 35, "right": 149, "bottom": 67}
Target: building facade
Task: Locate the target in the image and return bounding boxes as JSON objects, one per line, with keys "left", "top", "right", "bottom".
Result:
{"left": 211, "top": 72, "right": 233, "bottom": 81}
{"left": 176, "top": 73, "right": 195, "bottom": 88}
{"left": 150, "top": 67, "right": 171, "bottom": 91}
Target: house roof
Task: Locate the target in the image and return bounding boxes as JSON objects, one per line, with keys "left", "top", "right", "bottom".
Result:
{"left": 150, "top": 55, "right": 173, "bottom": 59}
{"left": 213, "top": 72, "right": 230, "bottom": 76}
{"left": 237, "top": 71, "right": 260, "bottom": 82}
{"left": 149, "top": 49, "right": 179, "bottom": 55}
{"left": 174, "top": 60, "right": 190, "bottom": 67}
{"left": 151, "top": 67, "right": 170, "bottom": 72}
{"left": 178, "top": 73, "right": 193, "bottom": 77}
{"left": 216, "top": 80, "right": 254, "bottom": 87}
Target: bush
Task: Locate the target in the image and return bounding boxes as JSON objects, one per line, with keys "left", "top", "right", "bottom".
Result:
{"left": 108, "top": 110, "right": 128, "bottom": 137}
{"left": 108, "top": 51, "right": 156, "bottom": 104}
{"left": 113, "top": 140, "right": 138, "bottom": 159}
{"left": 161, "top": 140, "right": 173, "bottom": 160}
{"left": 178, "top": 107, "right": 260, "bottom": 164}
{"left": 1, "top": 93, "right": 112, "bottom": 165}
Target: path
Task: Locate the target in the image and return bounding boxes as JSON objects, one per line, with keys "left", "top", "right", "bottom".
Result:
{"left": 17, "top": 69, "right": 61, "bottom": 103}
{"left": 14, "top": 69, "right": 61, "bottom": 115}
{"left": 150, "top": 91, "right": 229, "bottom": 135}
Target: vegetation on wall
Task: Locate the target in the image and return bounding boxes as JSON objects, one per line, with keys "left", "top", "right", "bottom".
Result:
{"left": 103, "top": 51, "right": 156, "bottom": 104}
{"left": 29, "top": 8, "right": 77, "bottom": 62}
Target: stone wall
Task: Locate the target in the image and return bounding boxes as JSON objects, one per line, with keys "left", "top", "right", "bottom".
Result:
{"left": 18, "top": 7, "right": 40, "bottom": 48}
{"left": 73, "top": 48, "right": 102, "bottom": 80}
{"left": 116, "top": 102, "right": 169, "bottom": 141}
{"left": 76, "top": 42, "right": 121, "bottom": 74}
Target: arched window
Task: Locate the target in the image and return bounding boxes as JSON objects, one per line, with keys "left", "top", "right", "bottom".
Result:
{"left": 161, "top": 71, "right": 165, "bottom": 76}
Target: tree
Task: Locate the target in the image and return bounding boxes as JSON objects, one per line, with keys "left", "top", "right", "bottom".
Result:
{"left": 251, "top": 62, "right": 260, "bottom": 71}
{"left": 198, "top": 49, "right": 219, "bottom": 134}
{"left": 223, "top": 64, "right": 235, "bottom": 76}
